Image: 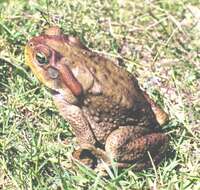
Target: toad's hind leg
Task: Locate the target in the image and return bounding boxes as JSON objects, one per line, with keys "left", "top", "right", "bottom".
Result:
{"left": 105, "top": 127, "right": 168, "bottom": 170}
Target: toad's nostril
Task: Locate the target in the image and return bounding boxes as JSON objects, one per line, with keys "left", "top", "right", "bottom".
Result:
{"left": 29, "top": 42, "right": 33, "bottom": 47}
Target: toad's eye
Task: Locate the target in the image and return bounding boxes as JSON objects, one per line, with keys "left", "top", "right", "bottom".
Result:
{"left": 36, "top": 52, "right": 49, "bottom": 65}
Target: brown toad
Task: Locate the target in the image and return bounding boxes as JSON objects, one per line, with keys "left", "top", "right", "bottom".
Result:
{"left": 25, "top": 26, "right": 169, "bottom": 170}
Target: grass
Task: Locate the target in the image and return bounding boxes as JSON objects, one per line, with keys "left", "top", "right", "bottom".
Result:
{"left": 0, "top": 0, "right": 199, "bottom": 189}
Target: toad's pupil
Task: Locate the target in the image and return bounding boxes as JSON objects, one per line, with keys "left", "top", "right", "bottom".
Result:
{"left": 36, "top": 52, "right": 49, "bottom": 65}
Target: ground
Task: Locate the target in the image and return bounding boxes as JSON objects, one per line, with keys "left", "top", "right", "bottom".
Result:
{"left": 0, "top": 0, "right": 199, "bottom": 189}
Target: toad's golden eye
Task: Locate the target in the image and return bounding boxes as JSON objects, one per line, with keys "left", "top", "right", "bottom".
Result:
{"left": 35, "top": 52, "right": 49, "bottom": 65}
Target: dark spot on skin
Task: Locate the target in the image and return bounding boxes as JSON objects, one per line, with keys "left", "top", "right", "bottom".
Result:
{"left": 89, "top": 54, "right": 99, "bottom": 63}
{"left": 103, "top": 74, "right": 108, "bottom": 80}
{"left": 119, "top": 75, "right": 125, "bottom": 81}
{"left": 90, "top": 67, "right": 96, "bottom": 73}
{"left": 29, "top": 42, "right": 33, "bottom": 47}
{"left": 95, "top": 78, "right": 100, "bottom": 84}
{"left": 71, "top": 61, "right": 76, "bottom": 65}
{"left": 93, "top": 55, "right": 100, "bottom": 64}
{"left": 112, "top": 79, "right": 118, "bottom": 85}
{"left": 105, "top": 67, "right": 111, "bottom": 75}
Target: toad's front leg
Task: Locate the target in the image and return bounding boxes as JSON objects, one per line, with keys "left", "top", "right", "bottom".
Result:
{"left": 52, "top": 94, "right": 104, "bottom": 167}
{"left": 52, "top": 94, "right": 96, "bottom": 145}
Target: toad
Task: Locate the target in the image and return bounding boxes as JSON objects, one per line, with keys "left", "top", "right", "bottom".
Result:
{"left": 25, "top": 26, "right": 169, "bottom": 170}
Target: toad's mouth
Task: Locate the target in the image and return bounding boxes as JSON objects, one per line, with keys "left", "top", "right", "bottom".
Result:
{"left": 49, "top": 88, "right": 60, "bottom": 95}
{"left": 49, "top": 88, "right": 69, "bottom": 103}
{"left": 50, "top": 88, "right": 69, "bottom": 101}
{"left": 49, "top": 88, "right": 80, "bottom": 105}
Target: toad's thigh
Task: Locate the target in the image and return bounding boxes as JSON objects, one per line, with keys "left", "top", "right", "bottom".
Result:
{"left": 105, "top": 126, "right": 168, "bottom": 163}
